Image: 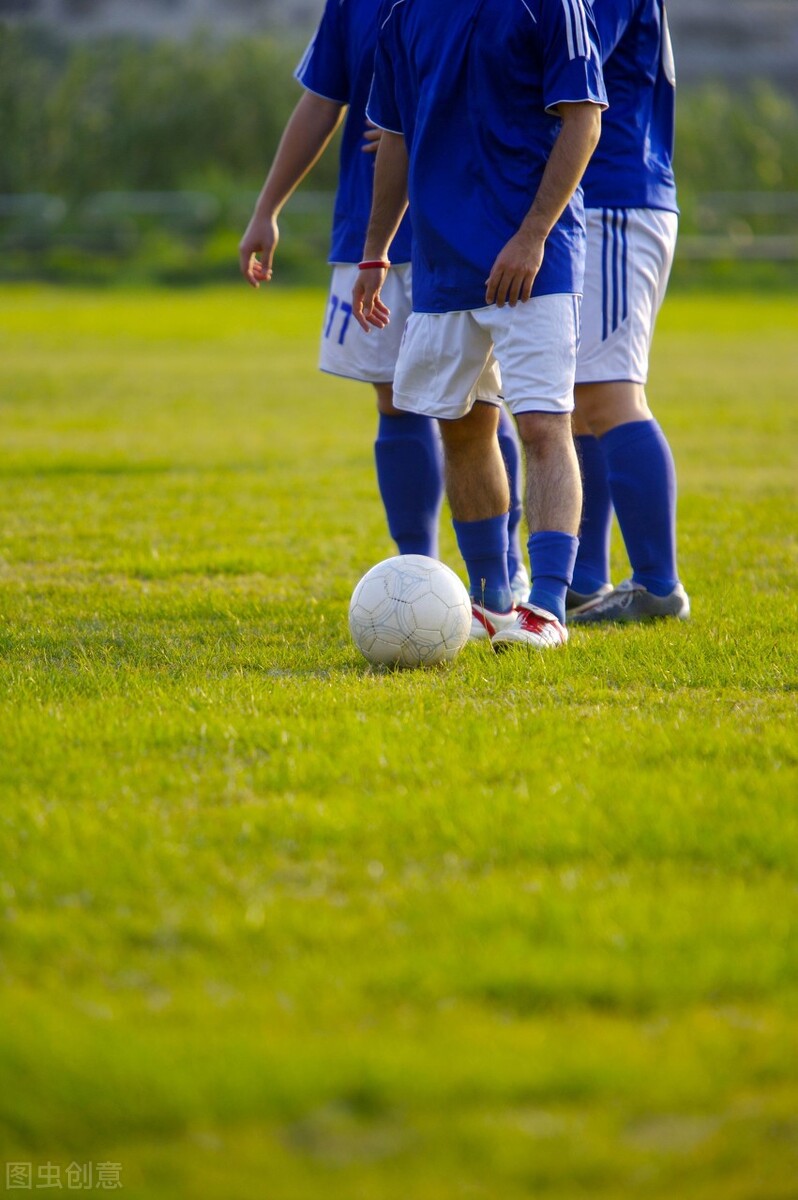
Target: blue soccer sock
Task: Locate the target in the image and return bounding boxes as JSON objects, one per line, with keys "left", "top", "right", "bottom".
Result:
{"left": 528, "top": 530, "right": 579, "bottom": 625}
{"left": 374, "top": 412, "right": 444, "bottom": 558}
{"left": 601, "top": 419, "right": 678, "bottom": 596}
{"left": 497, "top": 407, "right": 525, "bottom": 583}
{"left": 452, "top": 513, "right": 512, "bottom": 613}
{"left": 572, "top": 433, "right": 613, "bottom": 594}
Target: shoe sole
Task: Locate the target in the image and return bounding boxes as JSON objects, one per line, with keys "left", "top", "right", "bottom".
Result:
{"left": 492, "top": 631, "right": 567, "bottom": 651}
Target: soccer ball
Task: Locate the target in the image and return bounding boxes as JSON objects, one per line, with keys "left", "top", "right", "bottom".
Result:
{"left": 348, "top": 554, "right": 472, "bottom": 668}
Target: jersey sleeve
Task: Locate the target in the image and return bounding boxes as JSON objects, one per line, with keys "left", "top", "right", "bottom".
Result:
{"left": 539, "top": 0, "right": 608, "bottom": 113}
{"left": 294, "top": 0, "right": 350, "bottom": 103}
{"left": 365, "top": 10, "right": 404, "bottom": 133}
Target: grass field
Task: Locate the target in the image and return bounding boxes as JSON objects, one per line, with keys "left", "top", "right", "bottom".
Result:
{"left": 1, "top": 283, "right": 797, "bottom": 1199}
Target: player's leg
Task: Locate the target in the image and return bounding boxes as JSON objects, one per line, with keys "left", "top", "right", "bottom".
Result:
{"left": 516, "top": 409, "right": 581, "bottom": 623}
{"left": 496, "top": 406, "right": 529, "bottom": 604}
{"left": 570, "top": 209, "right": 688, "bottom": 623}
{"left": 320, "top": 264, "right": 444, "bottom": 559}
{"left": 569, "top": 407, "right": 613, "bottom": 611}
{"left": 391, "top": 311, "right": 516, "bottom": 639}
{"left": 484, "top": 296, "right": 579, "bottom": 647}
{"left": 577, "top": 380, "right": 676, "bottom": 596}
{"left": 440, "top": 400, "right": 514, "bottom": 623}
{"left": 573, "top": 379, "right": 686, "bottom": 621}
{"left": 373, "top": 382, "right": 444, "bottom": 558}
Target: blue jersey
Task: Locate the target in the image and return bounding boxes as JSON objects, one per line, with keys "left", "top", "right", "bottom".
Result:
{"left": 582, "top": 0, "right": 677, "bottom": 211}
{"left": 295, "top": 0, "right": 412, "bottom": 264}
{"left": 368, "top": 0, "right": 606, "bottom": 314}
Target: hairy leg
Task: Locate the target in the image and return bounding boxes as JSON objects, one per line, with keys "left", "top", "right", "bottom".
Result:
{"left": 508, "top": 411, "right": 581, "bottom": 622}
{"left": 516, "top": 410, "right": 582, "bottom": 535}
{"left": 438, "top": 401, "right": 509, "bottom": 522}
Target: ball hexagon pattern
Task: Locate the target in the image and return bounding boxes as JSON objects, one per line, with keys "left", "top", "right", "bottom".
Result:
{"left": 348, "top": 554, "right": 472, "bottom": 668}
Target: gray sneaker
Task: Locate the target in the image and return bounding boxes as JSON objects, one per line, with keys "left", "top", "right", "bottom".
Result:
{"left": 565, "top": 582, "right": 613, "bottom": 616}
{"left": 568, "top": 579, "right": 690, "bottom": 625}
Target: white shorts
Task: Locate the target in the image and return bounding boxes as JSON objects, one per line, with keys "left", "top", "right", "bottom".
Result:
{"left": 393, "top": 294, "right": 580, "bottom": 421}
{"left": 319, "top": 262, "right": 412, "bottom": 384}
{"left": 575, "top": 207, "right": 678, "bottom": 385}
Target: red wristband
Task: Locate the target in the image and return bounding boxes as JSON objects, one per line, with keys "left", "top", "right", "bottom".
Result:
{"left": 358, "top": 259, "right": 391, "bottom": 271}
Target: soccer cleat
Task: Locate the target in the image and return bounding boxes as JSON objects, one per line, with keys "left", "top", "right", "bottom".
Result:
{"left": 470, "top": 601, "right": 517, "bottom": 642}
{"left": 509, "top": 563, "right": 531, "bottom": 607}
{"left": 565, "top": 582, "right": 613, "bottom": 616}
{"left": 568, "top": 578, "right": 690, "bottom": 625}
{"left": 491, "top": 603, "right": 568, "bottom": 651}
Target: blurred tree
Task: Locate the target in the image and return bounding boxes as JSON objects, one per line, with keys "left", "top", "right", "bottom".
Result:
{"left": 1, "top": 27, "right": 796, "bottom": 285}
{"left": 676, "top": 82, "right": 798, "bottom": 196}
{"left": 0, "top": 27, "right": 339, "bottom": 196}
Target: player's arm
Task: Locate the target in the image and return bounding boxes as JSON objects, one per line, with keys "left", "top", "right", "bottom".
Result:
{"left": 239, "top": 89, "right": 345, "bottom": 288}
{"left": 485, "top": 101, "right": 602, "bottom": 308}
{"left": 361, "top": 120, "right": 383, "bottom": 155}
{"left": 352, "top": 130, "right": 409, "bottom": 332}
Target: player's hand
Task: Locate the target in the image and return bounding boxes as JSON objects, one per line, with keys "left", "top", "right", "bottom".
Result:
{"left": 352, "top": 268, "right": 391, "bottom": 333}
{"left": 362, "top": 121, "right": 382, "bottom": 155}
{"left": 485, "top": 230, "right": 546, "bottom": 307}
{"left": 238, "top": 214, "right": 279, "bottom": 288}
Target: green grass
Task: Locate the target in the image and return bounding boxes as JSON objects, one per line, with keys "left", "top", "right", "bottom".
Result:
{"left": 0, "top": 284, "right": 797, "bottom": 1199}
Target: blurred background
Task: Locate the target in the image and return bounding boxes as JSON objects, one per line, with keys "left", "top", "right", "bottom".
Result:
{"left": 1, "top": 0, "right": 797, "bottom": 288}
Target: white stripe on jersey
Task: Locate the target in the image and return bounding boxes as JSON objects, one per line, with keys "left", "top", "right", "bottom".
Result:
{"left": 519, "top": 0, "right": 538, "bottom": 23}
{"left": 661, "top": 5, "right": 676, "bottom": 84}
{"left": 560, "top": 0, "right": 576, "bottom": 59}
{"left": 575, "top": 0, "right": 590, "bottom": 59}
{"left": 561, "top": 0, "right": 590, "bottom": 60}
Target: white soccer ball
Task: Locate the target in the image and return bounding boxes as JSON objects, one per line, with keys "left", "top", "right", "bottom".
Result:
{"left": 348, "top": 554, "right": 472, "bottom": 668}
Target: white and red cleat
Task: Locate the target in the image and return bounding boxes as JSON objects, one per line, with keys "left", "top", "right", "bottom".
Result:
{"left": 470, "top": 601, "right": 517, "bottom": 642}
{"left": 491, "top": 603, "right": 568, "bottom": 651}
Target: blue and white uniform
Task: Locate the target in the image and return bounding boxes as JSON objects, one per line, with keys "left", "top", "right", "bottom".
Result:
{"left": 575, "top": 0, "right": 679, "bottom": 384}
{"left": 368, "top": 0, "right": 606, "bottom": 418}
{"left": 296, "top": 0, "right": 413, "bottom": 382}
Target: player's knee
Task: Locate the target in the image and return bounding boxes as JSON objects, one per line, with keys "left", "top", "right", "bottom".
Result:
{"left": 574, "top": 381, "right": 650, "bottom": 434}
{"left": 517, "top": 409, "right": 572, "bottom": 452}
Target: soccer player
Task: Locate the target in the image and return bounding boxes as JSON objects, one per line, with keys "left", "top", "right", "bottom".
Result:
{"left": 568, "top": 0, "right": 690, "bottom": 624}
{"left": 238, "top": 0, "right": 529, "bottom": 596}
{"left": 353, "top": 0, "right": 606, "bottom": 651}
